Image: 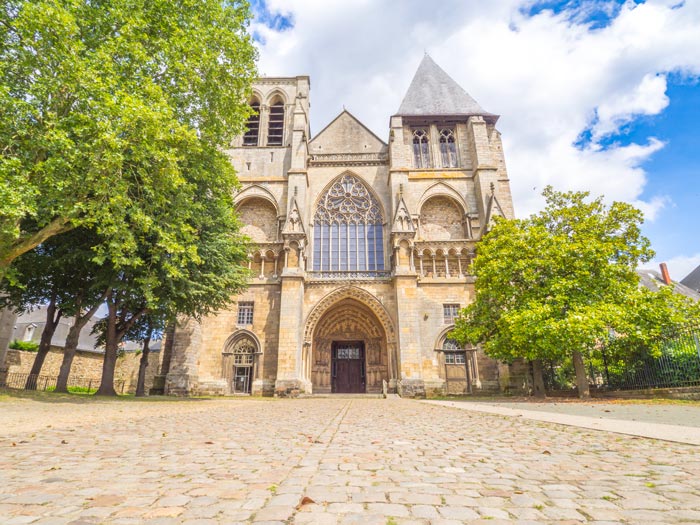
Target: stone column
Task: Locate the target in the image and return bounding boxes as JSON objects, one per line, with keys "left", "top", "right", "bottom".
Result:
{"left": 164, "top": 317, "right": 202, "bottom": 396}
{"left": 274, "top": 274, "right": 309, "bottom": 396}
{"left": 0, "top": 307, "right": 17, "bottom": 386}
{"left": 394, "top": 274, "right": 425, "bottom": 398}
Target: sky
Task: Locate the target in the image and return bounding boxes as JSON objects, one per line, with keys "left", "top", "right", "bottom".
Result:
{"left": 249, "top": 0, "right": 700, "bottom": 281}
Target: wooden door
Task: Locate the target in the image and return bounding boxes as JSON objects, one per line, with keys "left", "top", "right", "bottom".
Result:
{"left": 332, "top": 341, "right": 365, "bottom": 393}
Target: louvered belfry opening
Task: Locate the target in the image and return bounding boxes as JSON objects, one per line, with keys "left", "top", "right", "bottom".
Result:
{"left": 267, "top": 101, "right": 284, "bottom": 146}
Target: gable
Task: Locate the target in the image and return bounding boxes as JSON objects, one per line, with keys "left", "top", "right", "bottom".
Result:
{"left": 309, "top": 110, "right": 386, "bottom": 155}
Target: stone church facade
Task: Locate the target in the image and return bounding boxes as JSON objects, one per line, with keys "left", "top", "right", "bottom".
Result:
{"left": 164, "top": 56, "right": 516, "bottom": 397}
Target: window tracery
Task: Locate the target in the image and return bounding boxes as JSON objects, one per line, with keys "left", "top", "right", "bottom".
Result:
{"left": 412, "top": 129, "right": 430, "bottom": 168}
{"left": 313, "top": 175, "right": 384, "bottom": 272}
{"left": 439, "top": 128, "right": 458, "bottom": 167}
{"left": 226, "top": 337, "right": 256, "bottom": 366}
{"left": 442, "top": 338, "right": 466, "bottom": 364}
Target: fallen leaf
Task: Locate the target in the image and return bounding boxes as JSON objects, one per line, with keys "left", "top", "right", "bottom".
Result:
{"left": 204, "top": 441, "right": 214, "bottom": 445}
{"left": 61, "top": 440, "right": 68, "bottom": 444}
{"left": 542, "top": 450, "right": 551, "bottom": 455}
{"left": 296, "top": 496, "right": 315, "bottom": 510}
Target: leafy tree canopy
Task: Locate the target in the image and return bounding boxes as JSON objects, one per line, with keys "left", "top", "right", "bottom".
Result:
{"left": 452, "top": 187, "right": 663, "bottom": 383}
{"left": 0, "top": 0, "right": 257, "bottom": 277}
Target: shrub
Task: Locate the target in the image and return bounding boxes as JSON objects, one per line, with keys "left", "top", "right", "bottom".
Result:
{"left": 9, "top": 340, "right": 39, "bottom": 352}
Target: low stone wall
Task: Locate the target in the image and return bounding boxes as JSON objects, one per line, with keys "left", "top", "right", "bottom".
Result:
{"left": 591, "top": 386, "right": 700, "bottom": 401}
{"left": 4, "top": 346, "right": 161, "bottom": 394}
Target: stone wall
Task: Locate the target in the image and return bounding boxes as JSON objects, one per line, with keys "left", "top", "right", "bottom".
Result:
{"left": 4, "top": 347, "right": 161, "bottom": 394}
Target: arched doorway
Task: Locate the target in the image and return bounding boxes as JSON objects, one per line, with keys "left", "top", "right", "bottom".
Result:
{"left": 311, "top": 299, "right": 388, "bottom": 393}
{"left": 435, "top": 328, "right": 479, "bottom": 395}
{"left": 222, "top": 332, "right": 259, "bottom": 394}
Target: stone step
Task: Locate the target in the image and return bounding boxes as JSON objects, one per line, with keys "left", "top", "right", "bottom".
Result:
{"left": 300, "top": 393, "right": 386, "bottom": 399}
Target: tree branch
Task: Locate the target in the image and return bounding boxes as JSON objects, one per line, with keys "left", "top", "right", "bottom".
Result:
{"left": 1, "top": 217, "right": 74, "bottom": 268}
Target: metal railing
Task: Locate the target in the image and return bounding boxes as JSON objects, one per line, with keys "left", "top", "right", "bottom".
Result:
{"left": 544, "top": 324, "right": 700, "bottom": 392}
{"left": 1, "top": 372, "right": 125, "bottom": 394}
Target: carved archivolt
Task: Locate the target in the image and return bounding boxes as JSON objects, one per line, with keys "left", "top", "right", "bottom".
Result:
{"left": 223, "top": 330, "right": 261, "bottom": 354}
{"left": 304, "top": 286, "right": 395, "bottom": 345}
{"left": 234, "top": 184, "right": 279, "bottom": 212}
{"left": 417, "top": 182, "right": 468, "bottom": 215}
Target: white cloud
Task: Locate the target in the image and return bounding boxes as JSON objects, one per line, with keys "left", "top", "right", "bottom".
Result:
{"left": 250, "top": 0, "right": 700, "bottom": 221}
{"left": 593, "top": 73, "right": 669, "bottom": 140}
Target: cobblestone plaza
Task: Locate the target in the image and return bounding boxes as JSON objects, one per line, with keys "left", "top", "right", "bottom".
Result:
{"left": 2, "top": 396, "right": 700, "bottom": 524}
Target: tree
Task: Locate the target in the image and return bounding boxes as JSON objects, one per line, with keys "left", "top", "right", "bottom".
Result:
{"left": 120, "top": 314, "right": 165, "bottom": 397}
{"left": 0, "top": 0, "right": 257, "bottom": 280}
{"left": 92, "top": 155, "right": 251, "bottom": 396}
{"left": 452, "top": 187, "right": 655, "bottom": 398}
{"left": 0, "top": 228, "right": 112, "bottom": 389}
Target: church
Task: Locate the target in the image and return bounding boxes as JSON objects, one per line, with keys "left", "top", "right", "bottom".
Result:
{"left": 163, "top": 56, "right": 516, "bottom": 397}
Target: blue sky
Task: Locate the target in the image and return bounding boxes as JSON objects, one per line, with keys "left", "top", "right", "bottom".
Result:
{"left": 250, "top": 0, "right": 700, "bottom": 280}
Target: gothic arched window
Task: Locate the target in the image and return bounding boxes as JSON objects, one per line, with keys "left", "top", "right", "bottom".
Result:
{"left": 412, "top": 129, "right": 430, "bottom": 168}
{"left": 313, "top": 175, "right": 384, "bottom": 272}
{"left": 243, "top": 100, "right": 260, "bottom": 146}
{"left": 439, "top": 128, "right": 458, "bottom": 167}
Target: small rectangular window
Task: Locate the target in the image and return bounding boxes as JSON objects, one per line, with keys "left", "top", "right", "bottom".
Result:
{"left": 237, "top": 302, "right": 254, "bottom": 325}
{"left": 443, "top": 304, "right": 460, "bottom": 324}
{"left": 444, "top": 352, "right": 466, "bottom": 365}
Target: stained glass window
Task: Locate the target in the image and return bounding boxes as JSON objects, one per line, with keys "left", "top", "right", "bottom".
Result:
{"left": 313, "top": 175, "right": 384, "bottom": 272}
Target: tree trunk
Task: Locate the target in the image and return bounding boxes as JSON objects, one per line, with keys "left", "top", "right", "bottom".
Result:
{"left": 55, "top": 294, "right": 106, "bottom": 394}
{"left": 135, "top": 333, "right": 152, "bottom": 397}
{"left": 95, "top": 300, "right": 119, "bottom": 396}
{"left": 531, "top": 359, "right": 546, "bottom": 398}
{"left": 54, "top": 321, "right": 84, "bottom": 393}
{"left": 25, "top": 300, "right": 61, "bottom": 390}
{"left": 572, "top": 350, "right": 590, "bottom": 399}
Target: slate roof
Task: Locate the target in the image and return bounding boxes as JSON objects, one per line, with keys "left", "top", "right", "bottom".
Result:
{"left": 12, "top": 306, "right": 161, "bottom": 353}
{"left": 636, "top": 269, "right": 700, "bottom": 301}
{"left": 681, "top": 264, "right": 700, "bottom": 293}
{"left": 396, "top": 55, "right": 496, "bottom": 119}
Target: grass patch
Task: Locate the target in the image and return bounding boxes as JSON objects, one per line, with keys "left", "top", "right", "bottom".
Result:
{"left": 45, "top": 385, "right": 97, "bottom": 395}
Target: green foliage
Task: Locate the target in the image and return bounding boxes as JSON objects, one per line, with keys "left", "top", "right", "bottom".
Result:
{"left": 452, "top": 186, "right": 658, "bottom": 372}
{"left": 0, "top": 0, "right": 257, "bottom": 273}
{"left": 46, "top": 385, "right": 95, "bottom": 394}
{"left": 9, "top": 339, "right": 38, "bottom": 351}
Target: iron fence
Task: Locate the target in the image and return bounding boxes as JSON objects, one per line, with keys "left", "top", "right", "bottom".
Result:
{"left": 543, "top": 324, "right": 700, "bottom": 392}
{"left": 1, "top": 372, "right": 125, "bottom": 394}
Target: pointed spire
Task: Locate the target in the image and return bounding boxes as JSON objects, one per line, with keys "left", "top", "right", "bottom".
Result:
{"left": 484, "top": 191, "right": 506, "bottom": 232}
{"left": 282, "top": 198, "right": 305, "bottom": 236}
{"left": 396, "top": 55, "right": 495, "bottom": 119}
{"left": 392, "top": 195, "right": 414, "bottom": 233}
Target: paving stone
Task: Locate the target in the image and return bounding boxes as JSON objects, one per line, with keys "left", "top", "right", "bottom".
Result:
{"left": 438, "top": 506, "right": 480, "bottom": 520}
